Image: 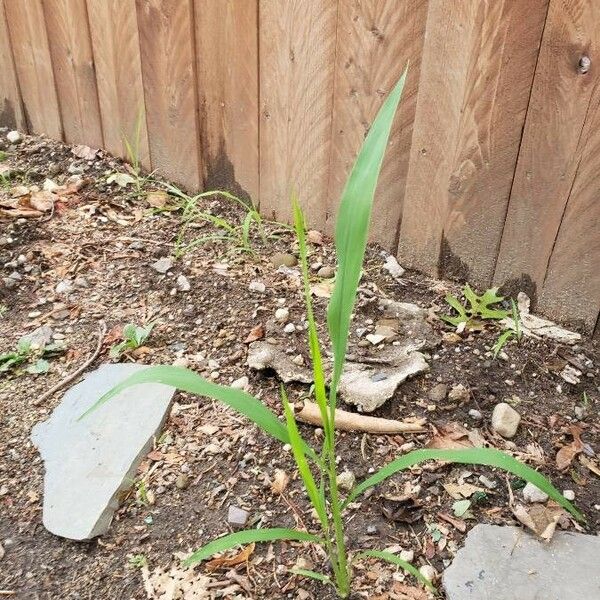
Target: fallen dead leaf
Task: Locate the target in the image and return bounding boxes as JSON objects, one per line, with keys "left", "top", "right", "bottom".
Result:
{"left": 72, "top": 144, "right": 98, "bottom": 160}
{"left": 311, "top": 281, "right": 333, "bottom": 298}
{"left": 270, "top": 469, "right": 289, "bottom": 494}
{"left": 29, "top": 190, "right": 56, "bottom": 212}
{"left": 131, "top": 346, "right": 152, "bottom": 358}
{"left": 512, "top": 502, "right": 564, "bottom": 541}
{"left": 442, "top": 482, "right": 484, "bottom": 500}
{"left": 426, "top": 422, "right": 473, "bottom": 450}
{"left": 391, "top": 583, "right": 430, "bottom": 600}
{"left": 556, "top": 426, "right": 584, "bottom": 470}
{"left": 381, "top": 494, "right": 423, "bottom": 523}
{"left": 141, "top": 564, "right": 212, "bottom": 600}
{"left": 244, "top": 324, "right": 265, "bottom": 344}
{"left": 146, "top": 190, "right": 169, "bottom": 208}
{"left": 147, "top": 450, "right": 164, "bottom": 462}
{"left": 205, "top": 543, "right": 255, "bottom": 571}
{"left": 438, "top": 511, "right": 467, "bottom": 532}
{"left": 580, "top": 455, "right": 600, "bottom": 478}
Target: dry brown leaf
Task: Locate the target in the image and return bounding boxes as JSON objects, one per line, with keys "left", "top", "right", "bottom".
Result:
{"left": 141, "top": 564, "right": 212, "bottom": 600}
{"left": 0, "top": 207, "right": 43, "bottom": 218}
{"left": 147, "top": 450, "right": 164, "bottom": 462}
{"left": 244, "top": 324, "right": 265, "bottom": 344}
{"left": 131, "top": 346, "right": 152, "bottom": 357}
{"left": 270, "top": 469, "right": 289, "bottom": 494}
{"left": 442, "top": 482, "right": 484, "bottom": 500}
{"left": 556, "top": 425, "right": 584, "bottom": 470}
{"left": 29, "top": 190, "right": 56, "bottom": 212}
{"left": 426, "top": 422, "right": 473, "bottom": 450}
{"left": 391, "top": 583, "right": 430, "bottom": 600}
{"left": 311, "top": 281, "right": 333, "bottom": 298}
{"left": 146, "top": 190, "right": 169, "bottom": 208}
{"left": 71, "top": 144, "right": 98, "bottom": 160}
{"left": 205, "top": 542, "right": 255, "bottom": 571}
{"left": 103, "top": 324, "right": 123, "bottom": 346}
{"left": 438, "top": 511, "right": 467, "bottom": 532}
{"left": 512, "top": 501, "right": 564, "bottom": 541}
{"left": 580, "top": 455, "right": 600, "bottom": 478}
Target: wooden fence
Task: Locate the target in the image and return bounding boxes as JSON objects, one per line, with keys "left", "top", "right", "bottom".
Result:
{"left": 1, "top": 0, "right": 599, "bottom": 333}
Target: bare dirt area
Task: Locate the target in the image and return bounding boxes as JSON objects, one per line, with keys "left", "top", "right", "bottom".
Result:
{"left": 1, "top": 133, "right": 599, "bottom": 600}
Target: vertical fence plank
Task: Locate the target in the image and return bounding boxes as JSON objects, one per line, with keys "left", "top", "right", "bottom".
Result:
{"left": 194, "top": 0, "right": 258, "bottom": 201}
{"left": 136, "top": 0, "right": 201, "bottom": 189}
{"left": 259, "top": 0, "right": 337, "bottom": 225}
{"left": 326, "top": 0, "right": 427, "bottom": 247}
{"left": 494, "top": 0, "right": 600, "bottom": 301}
{"left": 538, "top": 88, "right": 600, "bottom": 331}
{"left": 0, "top": 0, "right": 25, "bottom": 130}
{"left": 4, "top": 0, "right": 62, "bottom": 138}
{"left": 398, "top": 0, "right": 548, "bottom": 285}
{"left": 87, "top": 0, "right": 149, "bottom": 168}
{"left": 42, "top": 0, "right": 103, "bottom": 147}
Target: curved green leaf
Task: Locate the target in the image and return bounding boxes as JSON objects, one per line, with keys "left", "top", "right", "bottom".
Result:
{"left": 343, "top": 448, "right": 584, "bottom": 521}
{"left": 289, "top": 568, "right": 332, "bottom": 586}
{"left": 327, "top": 67, "right": 408, "bottom": 393}
{"left": 355, "top": 550, "right": 435, "bottom": 592}
{"left": 78, "top": 366, "right": 315, "bottom": 457}
{"left": 182, "top": 528, "right": 321, "bottom": 566}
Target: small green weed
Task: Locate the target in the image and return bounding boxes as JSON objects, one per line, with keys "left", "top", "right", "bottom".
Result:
{"left": 442, "top": 285, "right": 510, "bottom": 328}
{"left": 492, "top": 299, "right": 523, "bottom": 358}
{"left": 0, "top": 337, "right": 64, "bottom": 375}
{"left": 164, "top": 184, "right": 271, "bottom": 258}
{"left": 128, "top": 554, "right": 148, "bottom": 568}
{"left": 109, "top": 323, "right": 154, "bottom": 358}
{"left": 0, "top": 150, "right": 7, "bottom": 161}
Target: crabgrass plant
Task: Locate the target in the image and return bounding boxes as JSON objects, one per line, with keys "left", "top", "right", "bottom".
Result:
{"left": 82, "top": 67, "right": 583, "bottom": 597}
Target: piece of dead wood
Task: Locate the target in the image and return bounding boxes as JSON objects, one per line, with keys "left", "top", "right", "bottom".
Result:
{"left": 32, "top": 322, "right": 107, "bottom": 406}
{"left": 295, "top": 400, "right": 426, "bottom": 434}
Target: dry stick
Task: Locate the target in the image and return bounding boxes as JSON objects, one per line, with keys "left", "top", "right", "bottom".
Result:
{"left": 295, "top": 400, "right": 427, "bottom": 434}
{"left": 33, "top": 322, "right": 107, "bottom": 406}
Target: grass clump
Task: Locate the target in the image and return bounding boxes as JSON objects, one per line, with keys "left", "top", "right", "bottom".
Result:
{"left": 82, "top": 67, "right": 583, "bottom": 597}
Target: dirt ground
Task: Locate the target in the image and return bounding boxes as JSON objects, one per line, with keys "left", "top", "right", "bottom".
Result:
{"left": 0, "top": 132, "right": 598, "bottom": 600}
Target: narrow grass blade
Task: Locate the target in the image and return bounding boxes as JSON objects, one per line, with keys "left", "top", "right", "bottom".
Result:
{"left": 78, "top": 366, "right": 315, "bottom": 456}
{"left": 328, "top": 66, "right": 407, "bottom": 391}
{"left": 343, "top": 448, "right": 584, "bottom": 521}
{"left": 290, "top": 568, "right": 332, "bottom": 586}
{"left": 281, "top": 387, "right": 328, "bottom": 527}
{"left": 183, "top": 528, "right": 321, "bottom": 566}
{"left": 292, "top": 200, "right": 330, "bottom": 437}
{"left": 355, "top": 550, "right": 435, "bottom": 592}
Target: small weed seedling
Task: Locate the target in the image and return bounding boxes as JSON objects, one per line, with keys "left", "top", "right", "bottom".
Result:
{"left": 109, "top": 323, "right": 154, "bottom": 359}
{"left": 442, "top": 284, "right": 510, "bottom": 329}
{"left": 128, "top": 554, "right": 148, "bottom": 569}
{"left": 492, "top": 298, "right": 523, "bottom": 358}
{"left": 164, "top": 184, "right": 272, "bottom": 258}
{"left": 83, "top": 68, "right": 583, "bottom": 597}
{"left": 0, "top": 337, "right": 64, "bottom": 375}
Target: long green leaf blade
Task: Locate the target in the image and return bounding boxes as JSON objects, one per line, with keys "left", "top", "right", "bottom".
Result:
{"left": 343, "top": 448, "right": 583, "bottom": 521}
{"left": 356, "top": 550, "right": 435, "bottom": 592}
{"left": 281, "top": 387, "right": 328, "bottom": 527}
{"left": 327, "top": 67, "right": 407, "bottom": 392}
{"left": 182, "top": 528, "right": 321, "bottom": 566}
{"left": 78, "top": 366, "right": 307, "bottom": 452}
{"left": 289, "top": 568, "right": 332, "bottom": 586}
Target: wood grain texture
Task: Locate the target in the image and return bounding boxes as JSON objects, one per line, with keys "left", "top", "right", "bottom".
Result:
{"left": 194, "top": 0, "right": 258, "bottom": 200}
{"left": 398, "top": 0, "right": 548, "bottom": 284}
{"left": 86, "top": 0, "right": 149, "bottom": 168}
{"left": 538, "top": 85, "right": 600, "bottom": 331}
{"left": 326, "top": 0, "right": 427, "bottom": 247}
{"left": 136, "top": 0, "right": 201, "bottom": 189}
{"left": 42, "top": 0, "right": 103, "bottom": 147}
{"left": 259, "top": 0, "right": 337, "bottom": 224}
{"left": 0, "top": 0, "right": 26, "bottom": 130}
{"left": 4, "top": 0, "right": 62, "bottom": 138}
{"left": 494, "top": 0, "right": 600, "bottom": 300}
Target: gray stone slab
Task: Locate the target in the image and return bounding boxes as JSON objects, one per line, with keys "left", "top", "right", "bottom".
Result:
{"left": 32, "top": 364, "right": 174, "bottom": 541}
{"left": 443, "top": 524, "right": 600, "bottom": 600}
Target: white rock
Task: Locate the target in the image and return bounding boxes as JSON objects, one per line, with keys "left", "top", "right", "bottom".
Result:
{"left": 366, "top": 333, "right": 386, "bottom": 345}
{"left": 563, "top": 489, "right": 575, "bottom": 501}
{"left": 151, "top": 257, "right": 173, "bottom": 273}
{"left": 419, "top": 564, "right": 437, "bottom": 583}
{"left": 523, "top": 482, "right": 549, "bottom": 504}
{"left": 43, "top": 178, "right": 60, "bottom": 192}
{"left": 55, "top": 280, "right": 73, "bottom": 295}
{"left": 468, "top": 409, "right": 483, "bottom": 421}
{"left": 400, "top": 549, "right": 414, "bottom": 562}
{"left": 227, "top": 505, "right": 249, "bottom": 528}
{"left": 231, "top": 376, "right": 249, "bottom": 390}
{"left": 283, "top": 323, "right": 296, "bottom": 334}
{"left": 383, "top": 255, "right": 405, "bottom": 279}
{"left": 249, "top": 280, "right": 266, "bottom": 293}
{"left": 491, "top": 402, "right": 521, "bottom": 438}
{"left": 171, "top": 357, "right": 189, "bottom": 368}
{"left": 31, "top": 364, "right": 175, "bottom": 540}
{"left": 7, "top": 130, "right": 21, "bottom": 144}
{"left": 336, "top": 470, "right": 355, "bottom": 491}
{"left": 275, "top": 307, "right": 289, "bottom": 322}
{"left": 176, "top": 274, "right": 191, "bottom": 291}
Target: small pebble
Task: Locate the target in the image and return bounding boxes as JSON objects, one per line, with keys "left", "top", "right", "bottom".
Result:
{"left": 7, "top": 130, "right": 21, "bottom": 144}
{"left": 176, "top": 275, "right": 191, "bottom": 292}
{"left": 271, "top": 252, "right": 297, "bottom": 268}
{"left": 400, "top": 549, "right": 414, "bottom": 562}
{"left": 428, "top": 383, "right": 447, "bottom": 402}
{"left": 249, "top": 280, "right": 266, "bottom": 293}
{"left": 283, "top": 323, "right": 296, "bottom": 334}
{"left": 227, "top": 505, "right": 249, "bottom": 528}
{"left": 151, "top": 257, "right": 173, "bottom": 273}
{"left": 419, "top": 565, "right": 437, "bottom": 583}
{"left": 523, "top": 482, "right": 549, "bottom": 504}
{"left": 336, "top": 471, "right": 356, "bottom": 491}
{"left": 563, "top": 489, "right": 575, "bottom": 501}
{"left": 478, "top": 475, "right": 497, "bottom": 490}
{"left": 231, "top": 376, "right": 249, "bottom": 390}
{"left": 491, "top": 402, "right": 521, "bottom": 438}
{"left": 468, "top": 409, "right": 483, "bottom": 421}
{"left": 172, "top": 357, "right": 189, "bottom": 368}
{"left": 449, "top": 383, "right": 469, "bottom": 403}
{"left": 175, "top": 474, "right": 189, "bottom": 490}
{"left": 275, "top": 307, "right": 289, "bottom": 322}
{"left": 317, "top": 265, "right": 335, "bottom": 278}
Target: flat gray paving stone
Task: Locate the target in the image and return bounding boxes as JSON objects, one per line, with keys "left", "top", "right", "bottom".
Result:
{"left": 32, "top": 364, "right": 174, "bottom": 540}
{"left": 443, "top": 524, "right": 600, "bottom": 600}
